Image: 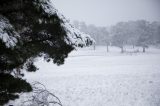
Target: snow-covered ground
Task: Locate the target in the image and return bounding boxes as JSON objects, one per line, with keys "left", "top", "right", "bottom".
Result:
{"left": 9, "top": 46, "right": 160, "bottom": 106}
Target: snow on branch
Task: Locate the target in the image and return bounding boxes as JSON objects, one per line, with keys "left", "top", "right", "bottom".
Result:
{"left": 0, "top": 15, "right": 19, "bottom": 48}
{"left": 39, "top": 0, "right": 94, "bottom": 47}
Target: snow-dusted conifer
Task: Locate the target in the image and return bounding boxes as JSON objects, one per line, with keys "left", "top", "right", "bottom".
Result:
{"left": 0, "top": 0, "right": 93, "bottom": 105}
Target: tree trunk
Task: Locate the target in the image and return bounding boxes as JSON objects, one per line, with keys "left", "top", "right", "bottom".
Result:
{"left": 133, "top": 45, "right": 135, "bottom": 49}
{"left": 107, "top": 44, "right": 109, "bottom": 52}
{"left": 121, "top": 46, "right": 124, "bottom": 53}
{"left": 93, "top": 44, "right": 96, "bottom": 50}
{"left": 143, "top": 47, "right": 145, "bottom": 53}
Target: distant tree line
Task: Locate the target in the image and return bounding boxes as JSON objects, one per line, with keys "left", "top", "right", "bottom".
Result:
{"left": 73, "top": 20, "right": 160, "bottom": 52}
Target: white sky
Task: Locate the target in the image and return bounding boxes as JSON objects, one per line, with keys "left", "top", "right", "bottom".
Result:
{"left": 52, "top": 0, "right": 160, "bottom": 26}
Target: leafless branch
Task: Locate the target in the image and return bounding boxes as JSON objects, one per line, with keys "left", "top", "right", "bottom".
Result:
{"left": 21, "top": 81, "right": 63, "bottom": 106}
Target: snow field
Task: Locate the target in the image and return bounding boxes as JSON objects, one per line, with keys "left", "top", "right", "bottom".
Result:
{"left": 8, "top": 46, "right": 160, "bottom": 106}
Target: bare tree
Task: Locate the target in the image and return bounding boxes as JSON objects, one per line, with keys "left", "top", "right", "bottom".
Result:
{"left": 21, "top": 82, "right": 63, "bottom": 106}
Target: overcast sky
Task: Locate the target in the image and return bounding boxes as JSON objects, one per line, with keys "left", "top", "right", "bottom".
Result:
{"left": 52, "top": 0, "right": 160, "bottom": 26}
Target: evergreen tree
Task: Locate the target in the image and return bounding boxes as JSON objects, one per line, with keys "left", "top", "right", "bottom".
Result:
{"left": 0, "top": 0, "right": 93, "bottom": 105}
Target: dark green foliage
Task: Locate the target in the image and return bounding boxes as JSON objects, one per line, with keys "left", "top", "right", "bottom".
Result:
{"left": 0, "top": 0, "right": 74, "bottom": 73}
{"left": 26, "top": 62, "right": 38, "bottom": 72}
{"left": 0, "top": 73, "right": 32, "bottom": 105}
{"left": 0, "top": 0, "right": 80, "bottom": 105}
